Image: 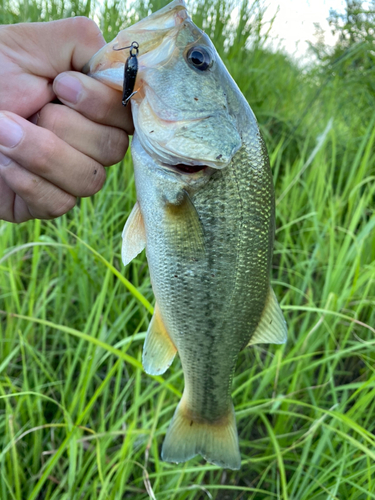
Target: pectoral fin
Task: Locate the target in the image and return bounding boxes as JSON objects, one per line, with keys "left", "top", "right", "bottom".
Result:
{"left": 247, "top": 286, "right": 287, "bottom": 346}
{"left": 142, "top": 304, "right": 177, "bottom": 375}
{"left": 165, "top": 190, "right": 205, "bottom": 259}
{"left": 121, "top": 201, "right": 146, "bottom": 266}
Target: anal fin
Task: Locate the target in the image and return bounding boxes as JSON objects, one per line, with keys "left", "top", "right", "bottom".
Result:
{"left": 248, "top": 286, "right": 288, "bottom": 346}
{"left": 142, "top": 304, "right": 177, "bottom": 375}
{"left": 121, "top": 201, "right": 146, "bottom": 266}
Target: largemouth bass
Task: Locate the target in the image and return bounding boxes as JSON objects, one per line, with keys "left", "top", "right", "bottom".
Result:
{"left": 85, "top": 0, "right": 287, "bottom": 470}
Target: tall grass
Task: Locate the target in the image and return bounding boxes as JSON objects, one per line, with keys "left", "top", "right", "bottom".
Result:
{"left": 1, "top": 0, "right": 374, "bottom": 498}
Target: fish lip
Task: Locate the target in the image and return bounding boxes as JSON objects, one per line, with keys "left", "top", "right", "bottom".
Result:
{"left": 84, "top": 0, "right": 189, "bottom": 79}
{"left": 134, "top": 85, "right": 231, "bottom": 170}
{"left": 135, "top": 84, "right": 235, "bottom": 169}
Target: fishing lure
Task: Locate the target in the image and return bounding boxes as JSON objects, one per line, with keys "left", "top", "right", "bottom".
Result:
{"left": 113, "top": 41, "right": 139, "bottom": 106}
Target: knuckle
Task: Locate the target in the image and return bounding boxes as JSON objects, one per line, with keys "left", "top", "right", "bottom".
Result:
{"left": 35, "top": 131, "right": 58, "bottom": 175}
{"left": 37, "top": 104, "right": 67, "bottom": 135}
{"left": 91, "top": 98, "right": 112, "bottom": 123}
{"left": 46, "top": 194, "right": 76, "bottom": 219}
{"left": 84, "top": 165, "right": 106, "bottom": 196}
{"left": 101, "top": 129, "right": 129, "bottom": 166}
{"left": 72, "top": 16, "right": 100, "bottom": 37}
{"left": 70, "top": 17, "right": 103, "bottom": 50}
{"left": 21, "top": 175, "right": 43, "bottom": 199}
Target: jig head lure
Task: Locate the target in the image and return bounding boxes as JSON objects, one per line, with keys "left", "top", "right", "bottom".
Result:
{"left": 113, "top": 41, "right": 139, "bottom": 107}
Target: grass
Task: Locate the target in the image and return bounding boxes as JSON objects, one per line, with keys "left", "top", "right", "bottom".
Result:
{"left": 1, "top": 0, "right": 375, "bottom": 498}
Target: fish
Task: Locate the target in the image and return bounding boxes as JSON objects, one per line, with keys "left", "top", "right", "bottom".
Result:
{"left": 84, "top": 0, "right": 287, "bottom": 470}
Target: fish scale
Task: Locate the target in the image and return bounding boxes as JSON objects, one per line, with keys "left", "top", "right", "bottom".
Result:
{"left": 132, "top": 139, "right": 273, "bottom": 422}
{"left": 178, "top": 143, "right": 273, "bottom": 417}
{"left": 86, "top": 0, "right": 287, "bottom": 469}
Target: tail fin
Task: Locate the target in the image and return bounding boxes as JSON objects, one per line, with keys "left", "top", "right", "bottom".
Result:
{"left": 161, "top": 395, "right": 241, "bottom": 470}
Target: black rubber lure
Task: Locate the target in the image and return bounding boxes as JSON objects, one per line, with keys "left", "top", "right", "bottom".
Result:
{"left": 113, "top": 41, "right": 139, "bottom": 107}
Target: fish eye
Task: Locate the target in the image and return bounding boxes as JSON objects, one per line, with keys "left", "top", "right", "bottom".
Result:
{"left": 186, "top": 46, "right": 212, "bottom": 71}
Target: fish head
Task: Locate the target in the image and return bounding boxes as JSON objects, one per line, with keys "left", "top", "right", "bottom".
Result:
{"left": 85, "top": 0, "right": 243, "bottom": 174}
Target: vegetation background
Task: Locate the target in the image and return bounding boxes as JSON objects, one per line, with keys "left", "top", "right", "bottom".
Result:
{"left": 1, "top": 0, "right": 374, "bottom": 498}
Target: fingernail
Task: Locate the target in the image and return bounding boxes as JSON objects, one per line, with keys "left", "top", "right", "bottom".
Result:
{"left": 0, "top": 114, "right": 24, "bottom": 148}
{"left": 54, "top": 74, "right": 82, "bottom": 104}
{"left": 0, "top": 152, "right": 11, "bottom": 166}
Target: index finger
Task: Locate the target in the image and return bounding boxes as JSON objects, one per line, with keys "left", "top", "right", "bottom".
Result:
{"left": 0, "top": 17, "right": 105, "bottom": 118}
{"left": 1, "top": 17, "right": 104, "bottom": 76}
{"left": 53, "top": 71, "right": 133, "bottom": 133}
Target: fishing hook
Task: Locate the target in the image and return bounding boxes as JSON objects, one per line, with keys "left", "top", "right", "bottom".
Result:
{"left": 113, "top": 41, "right": 139, "bottom": 106}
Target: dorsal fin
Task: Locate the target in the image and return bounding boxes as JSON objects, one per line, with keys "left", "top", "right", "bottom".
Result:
{"left": 142, "top": 304, "right": 178, "bottom": 375}
{"left": 121, "top": 201, "right": 146, "bottom": 266}
{"left": 247, "top": 286, "right": 287, "bottom": 346}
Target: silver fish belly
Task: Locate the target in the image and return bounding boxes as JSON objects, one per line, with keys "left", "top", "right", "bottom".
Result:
{"left": 128, "top": 119, "right": 284, "bottom": 469}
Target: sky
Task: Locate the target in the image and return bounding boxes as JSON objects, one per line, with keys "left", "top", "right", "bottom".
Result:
{"left": 263, "top": 0, "right": 347, "bottom": 58}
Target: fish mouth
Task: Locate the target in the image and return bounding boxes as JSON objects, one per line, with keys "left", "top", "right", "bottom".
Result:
{"left": 134, "top": 85, "right": 234, "bottom": 171}
{"left": 161, "top": 162, "right": 213, "bottom": 178}
{"left": 170, "top": 164, "right": 207, "bottom": 174}
{"left": 83, "top": 0, "right": 189, "bottom": 86}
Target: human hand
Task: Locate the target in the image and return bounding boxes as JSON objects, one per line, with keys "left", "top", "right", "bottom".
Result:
{"left": 0, "top": 17, "right": 132, "bottom": 223}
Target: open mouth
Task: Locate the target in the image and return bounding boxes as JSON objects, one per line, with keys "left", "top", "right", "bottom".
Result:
{"left": 173, "top": 164, "right": 207, "bottom": 174}
{"left": 162, "top": 162, "right": 208, "bottom": 175}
